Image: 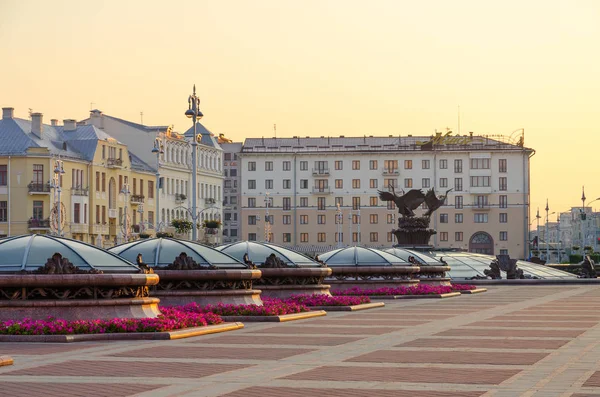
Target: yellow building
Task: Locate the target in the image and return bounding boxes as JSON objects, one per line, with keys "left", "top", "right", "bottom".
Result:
{"left": 0, "top": 107, "right": 155, "bottom": 245}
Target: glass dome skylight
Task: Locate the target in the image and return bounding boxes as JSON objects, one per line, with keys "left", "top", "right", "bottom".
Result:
{"left": 320, "top": 246, "right": 411, "bottom": 266}
{"left": 216, "top": 241, "right": 319, "bottom": 268}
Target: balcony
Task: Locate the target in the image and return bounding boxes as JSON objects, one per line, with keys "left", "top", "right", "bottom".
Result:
{"left": 108, "top": 209, "right": 118, "bottom": 219}
{"left": 175, "top": 193, "right": 187, "bottom": 204}
{"left": 28, "top": 218, "right": 50, "bottom": 230}
{"left": 71, "top": 223, "right": 89, "bottom": 234}
{"left": 106, "top": 158, "right": 123, "bottom": 168}
{"left": 130, "top": 194, "right": 145, "bottom": 204}
{"left": 311, "top": 187, "right": 331, "bottom": 194}
{"left": 382, "top": 168, "right": 399, "bottom": 175}
{"left": 312, "top": 168, "right": 330, "bottom": 176}
{"left": 205, "top": 198, "right": 216, "bottom": 205}
{"left": 28, "top": 182, "right": 51, "bottom": 194}
{"left": 71, "top": 186, "right": 89, "bottom": 196}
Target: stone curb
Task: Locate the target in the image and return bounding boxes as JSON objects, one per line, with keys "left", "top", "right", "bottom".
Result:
{"left": 220, "top": 310, "right": 327, "bottom": 322}
{"left": 368, "top": 292, "right": 462, "bottom": 299}
{"left": 0, "top": 355, "right": 13, "bottom": 366}
{"left": 308, "top": 302, "right": 386, "bottom": 311}
{"left": 460, "top": 288, "right": 488, "bottom": 294}
{"left": 0, "top": 322, "right": 244, "bottom": 343}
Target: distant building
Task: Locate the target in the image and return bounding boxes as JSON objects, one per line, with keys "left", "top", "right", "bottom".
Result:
{"left": 232, "top": 132, "right": 534, "bottom": 258}
{"left": 220, "top": 141, "right": 242, "bottom": 243}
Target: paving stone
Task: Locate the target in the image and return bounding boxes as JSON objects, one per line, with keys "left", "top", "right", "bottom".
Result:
{"left": 253, "top": 326, "right": 399, "bottom": 335}
{"left": 219, "top": 386, "right": 485, "bottom": 397}
{"left": 436, "top": 328, "right": 585, "bottom": 338}
{"left": 346, "top": 349, "right": 548, "bottom": 365}
{"left": 398, "top": 337, "right": 569, "bottom": 349}
{"left": 0, "top": 381, "right": 166, "bottom": 397}
{"left": 187, "top": 335, "right": 364, "bottom": 346}
{"left": 110, "top": 346, "right": 315, "bottom": 360}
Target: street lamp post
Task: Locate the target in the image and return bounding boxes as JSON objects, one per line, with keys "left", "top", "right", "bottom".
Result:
{"left": 264, "top": 192, "right": 271, "bottom": 242}
{"left": 151, "top": 138, "right": 164, "bottom": 231}
{"left": 50, "top": 160, "right": 65, "bottom": 236}
{"left": 557, "top": 213, "right": 561, "bottom": 263}
{"left": 120, "top": 183, "right": 131, "bottom": 242}
{"left": 185, "top": 84, "right": 203, "bottom": 241}
{"left": 137, "top": 203, "right": 144, "bottom": 234}
{"left": 535, "top": 208, "right": 541, "bottom": 254}
{"left": 348, "top": 213, "right": 353, "bottom": 247}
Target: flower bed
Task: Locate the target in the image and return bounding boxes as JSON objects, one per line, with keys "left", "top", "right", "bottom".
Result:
{"left": 0, "top": 307, "right": 222, "bottom": 336}
{"left": 285, "top": 294, "right": 371, "bottom": 306}
{"left": 451, "top": 284, "right": 477, "bottom": 291}
{"left": 179, "top": 298, "right": 309, "bottom": 316}
{"left": 332, "top": 284, "right": 454, "bottom": 296}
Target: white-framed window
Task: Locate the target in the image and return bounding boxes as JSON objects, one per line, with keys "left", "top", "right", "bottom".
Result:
{"left": 474, "top": 213, "right": 488, "bottom": 223}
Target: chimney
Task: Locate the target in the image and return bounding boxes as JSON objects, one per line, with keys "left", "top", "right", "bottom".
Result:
{"left": 63, "top": 119, "right": 77, "bottom": 131}
{"left": 51, "top": 119, "right": 58, "bottom": 126}
{"left": 31, "top": 113, "right": 43, "bottom": 138}
{"left": 2, "top": 107, "right": 14, "bottom": 119}
{"left": 89, "top": 109, "right": 104, "bottom": 129}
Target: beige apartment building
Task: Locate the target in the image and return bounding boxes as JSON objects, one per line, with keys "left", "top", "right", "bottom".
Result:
{"left": 0, "top": 107, "right": 154, "bottom": 246}
{"left": 236, "top": 132, "right": 534, "bottom": 259}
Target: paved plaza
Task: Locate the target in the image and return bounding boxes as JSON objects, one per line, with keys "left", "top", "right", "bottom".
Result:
{"left": 2, "top": 286, "right": 600, "bottom": 396}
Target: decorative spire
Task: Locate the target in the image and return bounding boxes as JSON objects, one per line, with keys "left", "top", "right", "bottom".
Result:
{"left": 582, "top": 186, "right": 586, "bottom": 203}
{"left": 545, "top": 199, "right": 549, "bottom": 212}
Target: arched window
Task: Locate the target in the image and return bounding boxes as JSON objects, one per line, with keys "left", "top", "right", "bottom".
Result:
{"left": 469, "top": 232, "right": 494, "bottom": 255}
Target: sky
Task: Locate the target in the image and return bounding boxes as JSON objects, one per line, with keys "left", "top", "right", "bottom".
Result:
{"left": 2, "top": 0, "right": 600, "bottom": 223}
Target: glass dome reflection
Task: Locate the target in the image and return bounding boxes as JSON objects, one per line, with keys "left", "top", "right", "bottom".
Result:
{"left": 216, "top": 241, "right": 319, "bottom": 268}
{"left": 320, "top": 246, "right": 411, "bottom": 266}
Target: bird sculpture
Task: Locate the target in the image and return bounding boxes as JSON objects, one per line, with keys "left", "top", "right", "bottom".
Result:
{"left": 377, "top": 185, "right": 426, "bottom": 217}
{"left": 423, "top": 188, "right": 453, "bottom": 216}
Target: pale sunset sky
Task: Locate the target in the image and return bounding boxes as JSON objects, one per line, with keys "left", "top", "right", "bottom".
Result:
{"left": 2, "top": 0, "right": 599, "bottom": 224}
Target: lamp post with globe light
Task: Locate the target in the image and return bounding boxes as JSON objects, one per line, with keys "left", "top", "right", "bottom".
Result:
{"left": 185, "top": 85, "right": 203, "bottom": 241}
{"left": 151, "top": 137, "right": 164, "bottom": 231}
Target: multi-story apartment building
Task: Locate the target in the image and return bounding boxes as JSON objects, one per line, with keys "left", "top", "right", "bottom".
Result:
{"left": 83, "top": 110, "right": 224, "bottom": 240}
{"left": 220, "top": 141, "right": 242, "bottom": 243}
{"left": 237, "top": 132, "right": 534, "bottom": 258}
{"left": 0, "top": 107, "right": 154, "bottom": 246}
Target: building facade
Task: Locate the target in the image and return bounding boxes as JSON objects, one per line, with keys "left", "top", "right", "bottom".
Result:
{"left": 221, "top": 142, "right": 242, "bottom": 243}
{"left": 236, "top": 132, "right": 534, "bottom": 258}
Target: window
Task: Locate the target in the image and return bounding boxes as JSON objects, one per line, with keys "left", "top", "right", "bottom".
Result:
{"left": 370, "top": 179, "right": 378, "bottom": 189}
{"left": 370, "top": 196, "right": 378, "bottom": 206}
{"left": 283, "top": 215, "right": 291, "bottom": 224}
{"left": 317, "top": 197, "right": 326, "bottom": 210}
{"left": 353, "top": 232, "right": 359, "bottom": 243}
{"left": 283, "top": 179, "right": 291, "bottom": 189}
{"left": 500, "top": 249, "right": 508, "bottom": 255}
{"left": 370, "top": 232, "right": 378, "bottom": 242}
{"left": 440, "top": 232, "right": 448, "bottom": 241}
{"left": 248, "top": 180, "right": 256, "bottom": 189}
{"left": 382, "top": 214, "right": 392, "bottom": 225}
{"left": 454, "top": 159, "right": 462, "bottom": 173}
{"left": 335, "top": 179, "right": 343, "bottom": 189}
{"left": 265, "top": 179, "right": 273, "bottom": 189}
{"left": 102, "top": 145, "right": 106, "bottom": 159}
{"left": 499, "top": 195, "right": 508, "bottom": 208}
{"left": 404, "top": 178, "right": 412, "bottom": 188}
{"left": 0, "top": 165, "right": 6, "bottom": 186}
{"left": 283, "top": 197, "right": 291, "bottom": 210}
{"left": 283, "top": 233, "right": 291, "bottom": 242}
{"left": 387, "top": 232, "right": 394, "bottom": 242}
{"left": 248, "top": 215, "right": 257, "bottom": 225}
{"left": 248, "top": 162, "right": 256, "bottom": 171}
{"left": 474, "top": 195, "right": 488, "bottom": 209}
{"left": 369, "top": 160, "right": 378, "bottom": 170}
{"left": 470, "top": 176, "right": 490, "bottom": 187}
{"left": 352, "top": 179, "right": 360, "bottom": 189}
{"left": 499, "top": 213, "right": 508, "bottom": 223}
{"left": 440, "top": 213, "right": 448, "bottom": 223}
{"left": 265, "top": 161, "right": 273, "bottom": 171}
{"left": 300, "top": 197, "right": 308, "bottom": 207}
{"left": 352, "top": 214, "right": 359, "bottom": 224}
{"left": 439, "top": 159, "right": 447, "bottom": 169}
{"left": 230, "top": 169, "right": 237, "bottom": 177}
{"left": 317, "top": 232, "right": 326, "bottom": 243}
{"left": 335, "top": 210, "right": 343, "bottom": 224}
{"left": 455, "top": 195, "right": 463, "bottom": 209}
{"left": 454, "top": 178, "right": 463, "bottom": 191}
{"left": 224, "top": 153, "right": 232, "bottom": 161}
{"left": 248, "top": 198, "right": 256, "bottom": 208}
{"left": 422, "top": 178, "right": 430, "bottom": 188}
{"left": 335, "top": 160, "right": 343, "bottom": 170}
{"left": 387, "top": 201, "right": 395, "bottom": 210}
{"left": 352, "top": 197, "right": 360, "bottom": 210}
{"left": 0, "top": 201, "right": 7, "bottom": 222}
{"left": 95, "top": 171, "right": 100, "bottom": 191}
{"left": 470, "top": 158, "right": 490, "bottom": 169}
{"left": 455, "top": 213, "right": 463, "bottom": 223}
{"left": 455, "top": 232, "right": 463, "bottom": 241}
{"left": 499, "top": 177, "right": 507, "bottom": 191}
{"left": 370, "top": 214, "right": 378, "bottom": 224}
{"left": 404, "top": 160, "right": 412, "bottom": 169}
{"left": 300, "top": 179, "right": 308, "bottom": 189}
{"left": 318, "top": 214, "right": 326, "bottom": 224}
{"left": 300, "top": 233, "right": 309, "bottom": 243}
{"left": 440, "top": 178, "right": 448, "bottom": 188}
{"left": 499, "top": 159, "right": 507, "bottom": 173}
{"left": 335, "top": 233, "right": 344, "bottom": 243}
{"left": 500, "top": 231, "right": 508, "bottom": 241}
{"left": 352, "top": 160, "right": 360, "bottom": 170}
{"left": 335, "top": 197, "right": 343, "bottom": 207}
{"left": 300, "top": 161, "right": 308, "bottom": 171}
{"left": 474, "top": 213, "right": 488, "bottom": 223}
{"left": 33, "top": 201, "right": 44, "bottom": 220}
{"left": 314, "top": 161, "right": 328, "bottom": 173}
{"left": 422, "top": 159, "right": 430, "bottom": 169}
{"left": 384, "top": 160, "right": 398, "bottom": 173}
{"left": 102, "top": 206, "right": 106, "bottom": 224}
{"left": 248, "top": 233, "right": 257, "bottom": 241}
{"left": 148, "top": 181, "right": 154, "bottom": 199}
{"left": 283, "top": 161, "right": 291, "bottom": 171}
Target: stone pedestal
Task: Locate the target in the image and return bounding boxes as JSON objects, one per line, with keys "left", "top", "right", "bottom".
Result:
{"left": 256, "top": 268, "right": 332, "bottom": 298}
{"left": 415, "top": 265, "right": 452, "bottom": 286}
{"left": 327, "top": 265, "right": 421, "bottom": 291}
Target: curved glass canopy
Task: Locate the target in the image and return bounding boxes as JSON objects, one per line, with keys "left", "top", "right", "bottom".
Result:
{"left": 0, "top": 234, "right": 141, "bottom": 273}
{"left": 216, "top": 241, "right": 319, "bottom": 268}
{"left": 384, "top": 247, "right": 444, "bottom": 265}
{"left": 109, "top": 238, "right": 247, "bottom": 268}
{"left": 320, "top": 246, "right": 411, "bottom": 266}
{"left": 424, "top": 251, "right": 577, "bottom": 280}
